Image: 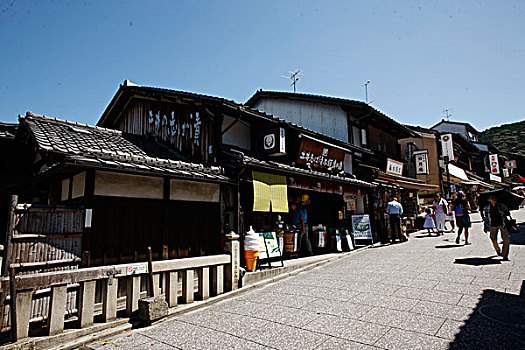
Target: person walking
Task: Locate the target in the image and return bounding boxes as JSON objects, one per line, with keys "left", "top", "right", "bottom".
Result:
{"left": 483, "top": 195, "right": 511, "bottom": 261}
{"left": 432, "top": 193, "right": 448, "bottom": 235}
{"left": 452, "top": 191, "right": 471, "bottom": 245}
{"left": 386, "top": 194, "right": 406, "bottom": 242}
{"left": 290, "top": 199, "right": 313, "bottom": 256}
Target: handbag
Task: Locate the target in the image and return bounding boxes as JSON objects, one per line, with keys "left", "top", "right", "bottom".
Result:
{"left": 442, "top": 199, "right": 449, "bottom": 216}
{"left": 505, "top": 215, "right": 519, "bottom": 233}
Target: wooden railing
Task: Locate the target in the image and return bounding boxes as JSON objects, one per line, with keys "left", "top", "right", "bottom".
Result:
{"left": 0, "top": 254, "right": 232, "bottom": 340}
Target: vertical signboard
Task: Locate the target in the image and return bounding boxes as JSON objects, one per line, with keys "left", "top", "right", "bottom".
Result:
{"left": 413, "top": 150, "right": 429, "bottom": 175}
{"left": 489, "top": 154, "right": 500, "bottom": 174}
{"left": 441, "top": 134, "right": 454, "bottom": 160}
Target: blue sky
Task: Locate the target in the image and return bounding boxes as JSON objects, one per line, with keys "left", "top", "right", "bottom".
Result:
{"left": 1, "top": 0, "right": 524, "bottom": 131}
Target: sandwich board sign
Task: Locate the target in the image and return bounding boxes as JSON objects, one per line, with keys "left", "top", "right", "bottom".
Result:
{"left": 351, "top": 214, "right": 373, "bottom": 245}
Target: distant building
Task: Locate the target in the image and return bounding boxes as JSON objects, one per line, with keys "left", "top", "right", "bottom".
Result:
{"left": 431, "top": 119, "right": 479, "bottom": 142}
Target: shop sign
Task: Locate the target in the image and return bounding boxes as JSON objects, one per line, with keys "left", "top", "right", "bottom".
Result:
{"left": 450, "top": 184, "right": 457, "bottom": 193}
{"left": 490, "top": 174, "right": 502, "bottom": 183}
{"left": 503, "top": 168, "right": 510, "bottom": 177}
{"left": 297, "top": 138, "right": 345, "bottom": 170}
{"left": 413, "top": 150, "right": 429, "bottom": 175}
{"left": 441, "top": 134, "right": 454, "bottom": 160}
{"left": 489, "top": 154, "right": 500, "bottom": 174}
{"left": 386, "top": 158, "right": 404, "bottom": 176}
{"left": 258, "top": 232, "right": 281, "bottom": 259}
{"left": 505, "top": 160, "right": 517, "bottom": 169}
{"left": 351, "top": 214, "right": 372, "bottom": 240}
{"left": 261, "top": 127, "right": 286, "bottom": 156}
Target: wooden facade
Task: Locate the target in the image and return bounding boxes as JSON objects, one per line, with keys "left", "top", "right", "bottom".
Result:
{"left": 118, "top": 99, "right": 216, "bottom": 164}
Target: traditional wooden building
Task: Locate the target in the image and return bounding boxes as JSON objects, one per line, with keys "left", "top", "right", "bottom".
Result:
{"left": 11, "top": 110, "right": 232, "bottom": 266}
{"left": 245, "top": 90, "right": 437, "bottom": 240}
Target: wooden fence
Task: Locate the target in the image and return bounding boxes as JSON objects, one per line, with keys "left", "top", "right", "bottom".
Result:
{"left": 1, "top": 197, "right": 85, "bottom": 333}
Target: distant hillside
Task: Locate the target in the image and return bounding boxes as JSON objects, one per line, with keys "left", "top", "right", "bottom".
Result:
{"left": 479, "top": 120, "right": 525, "bottom": 155}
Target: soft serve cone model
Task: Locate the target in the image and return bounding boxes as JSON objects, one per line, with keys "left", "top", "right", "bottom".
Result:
{"left": 244, "top": 226, "right": 259, "bottom": 271}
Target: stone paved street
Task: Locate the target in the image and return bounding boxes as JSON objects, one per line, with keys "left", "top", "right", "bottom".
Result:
{"left": 88, "top": 209, "right": 525, "bottom": 350}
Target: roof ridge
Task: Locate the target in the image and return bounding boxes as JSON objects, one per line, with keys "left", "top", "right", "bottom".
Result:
{"left": 23, "top": 111, "right": 122, "bottom": 135}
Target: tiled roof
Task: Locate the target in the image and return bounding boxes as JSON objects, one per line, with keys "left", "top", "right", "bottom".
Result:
{"left": 243, "top": 155, "right": 376, "bottom": 188}
{"left": 99, "top": 83, "right": 373, "bottom": 155}
{"left": 21, "top": 112, "right": 229, "bottom": 182}
{"left": 244, "top": 90, "right": 418, "bottom": 138}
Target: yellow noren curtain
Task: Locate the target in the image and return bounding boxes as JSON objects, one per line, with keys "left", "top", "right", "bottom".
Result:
{"left": 252, "top": 171, "right": 289, "bottom": 213}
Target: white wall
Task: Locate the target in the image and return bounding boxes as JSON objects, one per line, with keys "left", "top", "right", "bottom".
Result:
{"left": 94, "top": 171, "right": 164, "bottom": 199}
{"left": 254, "top": 99, "right": 349, "bottom": 143}
{"left": 222, "top": 115, "right": 251, "bottom": 150}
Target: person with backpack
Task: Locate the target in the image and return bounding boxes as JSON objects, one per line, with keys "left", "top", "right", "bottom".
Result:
{"left": 452, "top": 191, "right": 472, "bottom": 245}
{"left": 483, "top": 195, "right": 510, "bottom": 261}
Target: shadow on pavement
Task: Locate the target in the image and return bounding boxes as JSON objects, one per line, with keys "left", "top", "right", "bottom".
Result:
{"left": 448, "top": 282, "right": 525, "bottom": 349}
{"left": 435, "top": 244, "right": 463, "bottom": 249}
{"left": 454, "top": 256, "right": 502, "bottom": 266}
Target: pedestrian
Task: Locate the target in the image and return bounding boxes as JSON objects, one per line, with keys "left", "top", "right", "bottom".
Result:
{"left": 452, "top": 191, "right": 471, "bottom": 245}
{"left": 290, "top": 198, "right": 313, "bottom": 256}
{"left": 386, "top": 194, "right": 406, "bottom": 242}
{"left": 423, "top": 207, "right": 438, "bottom": 236}
{"left": 483, "top": 195, "right": 510, "bottom": 261}
{"left": 432, "top": 193, "right": 448, "bottom": 235}
{"left": 445, "top": 200, "right": 455, "bottom": 232}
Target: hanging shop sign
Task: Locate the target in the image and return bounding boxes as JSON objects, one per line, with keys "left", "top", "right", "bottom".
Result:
{"left": 505, "top": 160, "right": 517, "bottom": 169}
{"left": 450, "top": 184, "right": 457, "bottom": 193}
{"left": 489, "top": 154, "right": 500, "bottom": 174}
{"left": 441, "top": 134, "right": 454, "bottom": 160}
{"left": 351, "top": 214, "right": 373, "bottom": 240}
{"left": 297, "top": 137, "right": 345, "bottom": 171}
{"left": 413, "top": 150, "right": 429, "bottom": 175}
{"left": 386, "top": 158, "right": 404, "bottom": 176}
{"left": 503, "top": 168, "right": 510, "bottom": 177}
{"left": 261, "top": 127, "right": 286, "bottom": 156}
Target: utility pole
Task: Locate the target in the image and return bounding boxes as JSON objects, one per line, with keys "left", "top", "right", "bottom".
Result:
{"left": 363, "top": 80, "right": 371, "bottom": 103}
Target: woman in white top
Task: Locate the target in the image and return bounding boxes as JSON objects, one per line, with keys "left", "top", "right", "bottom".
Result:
{"left": 433, "top": 193, "right": 448, "bottom": 235}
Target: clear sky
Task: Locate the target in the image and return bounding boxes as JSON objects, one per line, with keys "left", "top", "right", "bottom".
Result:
{"left": 1, "top": 0, "right": 524, "bottom": 131}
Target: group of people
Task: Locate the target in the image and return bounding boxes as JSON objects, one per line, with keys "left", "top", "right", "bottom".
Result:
{"left": 421, "top": 191, "right": 511, "bottom": 261}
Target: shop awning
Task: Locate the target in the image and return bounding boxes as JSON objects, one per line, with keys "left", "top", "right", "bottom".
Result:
{"left": 376, "top": 172, "right": 439, "bottom": 191}
{"left": 447, "top": 164, "right": 469, "bottom": 181}
{"left": 461, "top": 179, "right": 495, "bottom": 189}
{"left": 252, "top": 171, "right": 289, "bottom": 213}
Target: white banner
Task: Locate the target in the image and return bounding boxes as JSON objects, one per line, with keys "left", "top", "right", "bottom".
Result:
{"left": 489, "top": 154, "right": 500, "bottom": 174}
{"left": 414, "top": 150, "right": 429, "bottom": 175}
{"left": 441, "top": 134, "right": 454, "bottom": 160}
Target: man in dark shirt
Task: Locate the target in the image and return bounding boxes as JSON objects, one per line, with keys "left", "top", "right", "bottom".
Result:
{"left": 483, "top": 195, "right": 510, "bottom": 261}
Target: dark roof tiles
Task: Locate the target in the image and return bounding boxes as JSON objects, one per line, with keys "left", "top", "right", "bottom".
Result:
{"left": 21, "top": 112, "right": 228, "bottom": 182}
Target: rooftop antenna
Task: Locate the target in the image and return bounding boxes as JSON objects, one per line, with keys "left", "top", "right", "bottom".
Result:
{"left": 363, "top": 80, "right": 371, "bottom": 103}
{"left": 443, "top": 108, "right": 454, "bottom": 121}
{"left": 281, "top": 70, "right": 303, "bottom": 92}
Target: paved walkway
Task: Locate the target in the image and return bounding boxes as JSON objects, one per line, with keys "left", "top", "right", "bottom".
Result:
{"left": 88, "top": 209, "right": 525, "bottom": 350}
